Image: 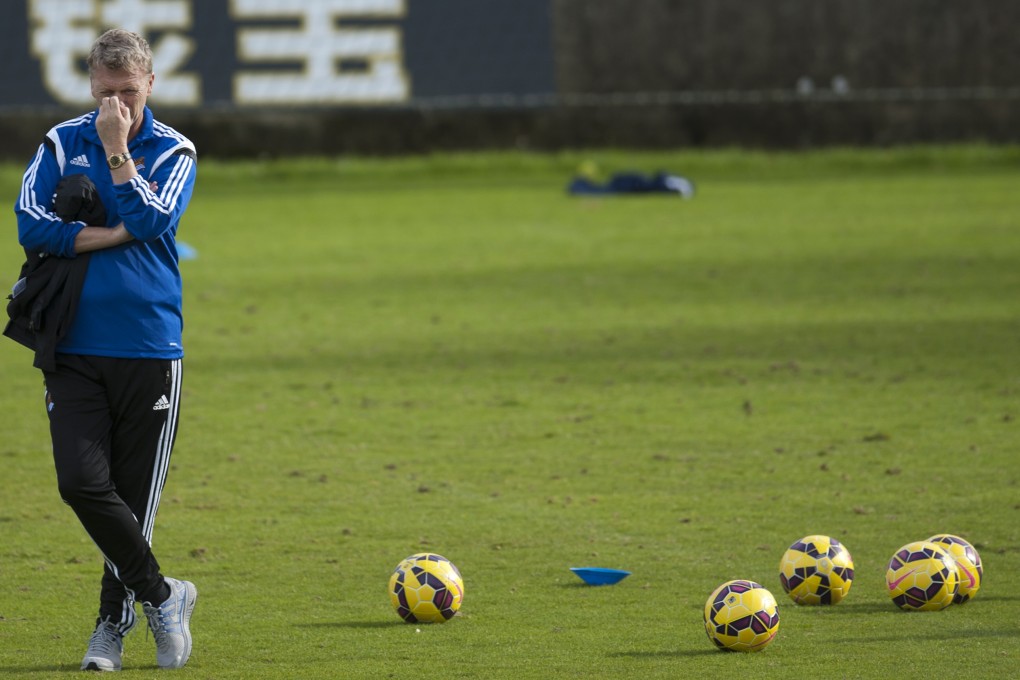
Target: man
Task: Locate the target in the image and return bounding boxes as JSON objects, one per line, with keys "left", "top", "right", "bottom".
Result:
{"left": 12, "top": 29, "right": 198, "bottom": 671}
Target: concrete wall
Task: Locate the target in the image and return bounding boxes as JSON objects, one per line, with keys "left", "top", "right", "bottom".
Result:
{"left": 548, "top": 0, "right": 1020, "bottom": 148}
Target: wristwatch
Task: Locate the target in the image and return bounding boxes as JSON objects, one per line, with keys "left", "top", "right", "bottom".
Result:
{"left": 107, "top": 152, "right": 131, "bottom": 170}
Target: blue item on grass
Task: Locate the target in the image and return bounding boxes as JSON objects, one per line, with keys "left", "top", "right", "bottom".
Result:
{"left": 176, "top": 241, "right": 198, "bottom": 260}
{"left": 568, "top": 171, "right": 695, "bottom": 198}
{"left": 570, "top": 567, "right": 632, "bottom": 585}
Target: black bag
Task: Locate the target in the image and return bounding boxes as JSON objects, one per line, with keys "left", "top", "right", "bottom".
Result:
{"left": 3, "top": 173, "right": 105, "bottom": 369}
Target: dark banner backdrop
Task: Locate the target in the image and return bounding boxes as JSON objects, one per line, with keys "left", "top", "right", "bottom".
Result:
{"left": 0, "top": 0, "right": 557, "bottom": 110}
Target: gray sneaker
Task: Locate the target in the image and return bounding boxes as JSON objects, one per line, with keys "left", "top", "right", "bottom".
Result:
{"left": 142, "top": 577, "right": 197, "bottom": 669}
{"left": 81, "top": 617, "right": 123, "bottom": 672}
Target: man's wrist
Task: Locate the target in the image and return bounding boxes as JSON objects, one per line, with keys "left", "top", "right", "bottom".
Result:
{"left": 101, "top": 139, "right": 129, "bottom": 153}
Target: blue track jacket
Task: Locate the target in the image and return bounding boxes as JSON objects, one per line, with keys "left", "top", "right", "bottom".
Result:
{"left": 15, "top": 107, "right": 197, "bottom": 359}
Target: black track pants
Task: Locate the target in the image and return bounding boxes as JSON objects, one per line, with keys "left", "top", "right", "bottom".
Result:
{"left": 43, "top": 354, "right": 181, "bottom": 634}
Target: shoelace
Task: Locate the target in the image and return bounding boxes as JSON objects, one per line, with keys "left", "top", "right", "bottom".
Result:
{"left": 144, "top": 604, "right": 171, "bottom": 649}
{"left": 87, "top": 620, "right": 121, "bottom": 656}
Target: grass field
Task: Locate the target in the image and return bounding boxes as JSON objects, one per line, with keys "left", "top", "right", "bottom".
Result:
{"left": 1, "top": 146, "right": 1018, "bottom": 678}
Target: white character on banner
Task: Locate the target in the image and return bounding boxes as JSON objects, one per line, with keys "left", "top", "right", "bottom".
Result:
{"left": 99, "top": 0, "right": 199, "bottom": 105}
{"left": 29, "top": 0, "right": 199, "bottom": 106}
{"left": 233, "top": 0, "right": 409, "bottom": 105}
{"left": 29, "top": 0, "right": 95, "bottom": 102}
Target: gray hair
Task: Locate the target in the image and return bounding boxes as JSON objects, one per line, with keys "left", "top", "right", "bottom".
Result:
{"left": 87, "top": 29, "right": 153, "bottom": 75}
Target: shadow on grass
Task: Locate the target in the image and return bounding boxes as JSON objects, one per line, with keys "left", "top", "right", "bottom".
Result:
{"left": 558, "top": 582, "right": 612, "bottom": 589}
{"left": 785, "top": 597, "right": 1020, "bottom": 619}
{"left": 817, "top": 595, "right": 1020, "bottom": 615}
{"left": 969, "top": 595, "right": 1020, "bottom": 603}
{"left": 0, "top": 663, "right": 77, "bottom": 675}
{"left": 800, "top": 602, "right": 891, "bottom": 614}
{"left": 843, "top": 627, "right": 1020, "bottom": 644}
{"left": 608, "top": 649, "right": 719, "bottom": 659}
{"left": 296, "top": 621, "right": 406, "bottom": 629}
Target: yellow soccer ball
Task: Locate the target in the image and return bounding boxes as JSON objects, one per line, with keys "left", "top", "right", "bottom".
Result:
{"left": 927, "top": 534, "right": 983, "bottom": 603}
{"left": 703, "top": 580, "right": 780, "bottom": 652}
{"left": 388, "top": 553, "right": 464, "bottom": 623}
{"left": 778, "top": 535, "right": 855, "bottom": 605}
{"left": 886, "top": 541, "right": 958, "bottom": 611}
